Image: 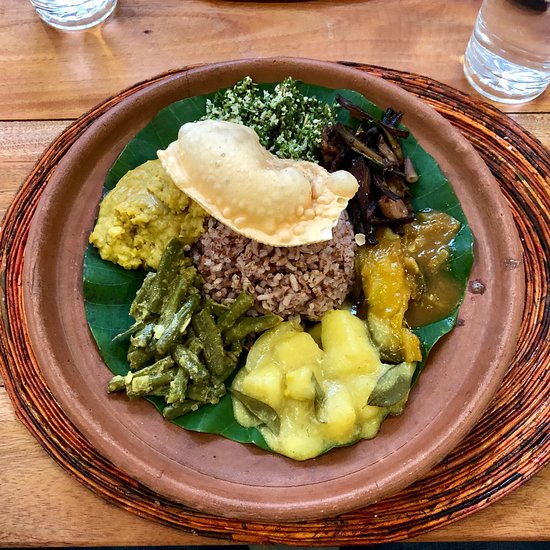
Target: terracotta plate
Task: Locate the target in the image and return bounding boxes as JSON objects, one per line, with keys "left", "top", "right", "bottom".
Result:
{"left": 22, "top": 58, "right": 524, "bottom": 522}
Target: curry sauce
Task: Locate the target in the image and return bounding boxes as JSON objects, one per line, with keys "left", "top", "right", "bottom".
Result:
{"left": 403, "top": 211, "right": 462, "bottom": 328}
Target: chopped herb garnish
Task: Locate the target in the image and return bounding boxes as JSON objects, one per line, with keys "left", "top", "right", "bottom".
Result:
{"left": 204, "top": 76, "right": 338, "bottom": 162}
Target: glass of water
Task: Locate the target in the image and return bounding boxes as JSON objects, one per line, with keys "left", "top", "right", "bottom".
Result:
{"left": 463, "top": 0, "right": 550, "bottom": 104}
{"left": 30, "top": 0, "right": 117, "bottom": 31}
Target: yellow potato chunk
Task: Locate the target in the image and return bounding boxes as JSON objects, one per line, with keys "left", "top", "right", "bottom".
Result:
{"left": 274, "top": 332, "right": 323, "bottom": 370}
{"left": 240, "top": 364, "right": 284, "bottom": 411}
{"left": 321, "top": 309, "right": 381, "bottom": 376}
{"left": 245, "top": 321, "right": 300, "bottom": 367}
{"left": 285, "top": 366, "right": 315, "bottom": 401}
{"left": 322, "top": 386, "right": 358, "bottom": 442}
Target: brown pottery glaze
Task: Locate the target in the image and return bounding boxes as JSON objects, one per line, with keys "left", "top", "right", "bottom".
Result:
{"left": 21, "top": 58, "right": 524, "bottom": 522}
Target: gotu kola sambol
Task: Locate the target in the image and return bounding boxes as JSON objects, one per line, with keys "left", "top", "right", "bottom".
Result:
{"left": 86, "top": 77, "right": 472, "bottom": 460}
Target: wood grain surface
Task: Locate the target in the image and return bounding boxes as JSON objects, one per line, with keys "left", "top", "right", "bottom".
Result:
{"left": 0, "top": 0, "right": 549, "bottom": 546}
{"left": 1, "top": 0, "right": 548, "bottom": 120}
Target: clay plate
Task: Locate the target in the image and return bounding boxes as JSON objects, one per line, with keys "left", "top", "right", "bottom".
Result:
{"left": 22, "top": 58, "right": 524, "bottom": 522}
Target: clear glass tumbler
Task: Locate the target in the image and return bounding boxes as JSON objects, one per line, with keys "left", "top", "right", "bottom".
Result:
{"left": 30, "top": 0, "right": 117, "bottom": 31}
{"left": 463, "top": 0, "right": 550, "bottom": 104}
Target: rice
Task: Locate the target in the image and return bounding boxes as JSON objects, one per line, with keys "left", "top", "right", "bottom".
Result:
{"left": 192, "top": 213, "right": 356, "bottom": 320}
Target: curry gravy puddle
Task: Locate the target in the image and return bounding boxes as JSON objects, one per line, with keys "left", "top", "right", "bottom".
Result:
{"left": 403, "top": 211, "right": 463, "bottom": 328}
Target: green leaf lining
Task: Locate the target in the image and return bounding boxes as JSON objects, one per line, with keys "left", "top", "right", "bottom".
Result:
{"left": 83, "top": 82, "right": 474, "bottom": 451}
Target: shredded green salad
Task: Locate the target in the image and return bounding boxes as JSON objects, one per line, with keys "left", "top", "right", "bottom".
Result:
{"left": 204, "top": 76, "right": 338, "bottom": 162}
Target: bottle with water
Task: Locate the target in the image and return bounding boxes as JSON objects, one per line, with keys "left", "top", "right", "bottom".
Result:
{"left": 463, "top": 0, "right": 550, "bottom": 103}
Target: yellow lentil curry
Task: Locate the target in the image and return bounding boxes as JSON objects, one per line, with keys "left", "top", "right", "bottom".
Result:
{"left": 89, "top": 159, "right": 206, "bottom": 270}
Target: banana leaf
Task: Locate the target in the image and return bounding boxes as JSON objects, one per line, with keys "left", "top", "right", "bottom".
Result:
{"left": 83, "top": 82, "right": 474, "bottom": 451}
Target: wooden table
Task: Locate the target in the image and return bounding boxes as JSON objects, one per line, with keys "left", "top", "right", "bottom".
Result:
{"left": 1, "top": 1, "right": 548, "bottom": 546}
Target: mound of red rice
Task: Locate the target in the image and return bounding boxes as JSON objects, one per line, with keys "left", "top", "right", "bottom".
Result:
{"left": 192, "top": 214, "right": 356, "bottom": 320}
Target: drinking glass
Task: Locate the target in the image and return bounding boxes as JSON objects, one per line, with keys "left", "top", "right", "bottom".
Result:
{"left": 30, "top": 0, "right": 117, "bottom": 31}
{"left": 463, "top": 0, "right": 550, "bottom": 104}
